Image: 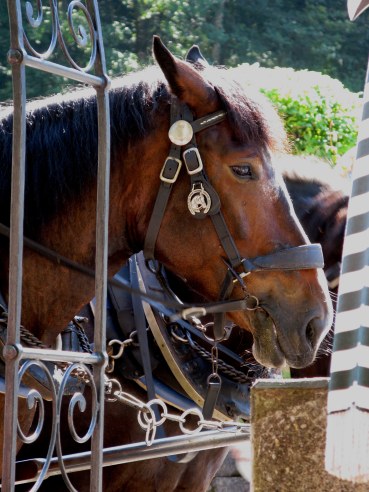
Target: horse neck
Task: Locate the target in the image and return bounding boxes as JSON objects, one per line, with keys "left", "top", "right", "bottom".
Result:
{"left": 0, "top": 80, "right": 170, "bottom": 345}
{"left": 14, "top": 185, "right": 103, "bottom": 345}
{"left": 108, "top": 121, "right": 170, "bottom": 265}
{"left": 17, "top": 121, "right": 168, "bottom": 346}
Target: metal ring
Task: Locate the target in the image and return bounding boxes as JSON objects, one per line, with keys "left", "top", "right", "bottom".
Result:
{"left": 137, "top": 404, "right": 156, "bottom": 429}
{"left": 108, "top": 339, "right": 125, "bottom": 359}
{"left": 105, "top": 378, "right": 123, "bottom": 402}
{"left": 170, "top": 326, "right": 189, "bottom": 343}
{"left": 246, "top": 295, "right": 259, "bottom": 311}
{"left": 207, "top": 373, "right": 222, "bottom": 385}
{"left": 202, "top": 322, "right": 231, "bottom": 343}
{"left": 137, "top": 404, "right": 158, "bottom": 446}
{"left": 179, "top": 408, "right": 204, "bottom": 434}
{"left": 146, "top": 399, "right": 167, "bottom": 427}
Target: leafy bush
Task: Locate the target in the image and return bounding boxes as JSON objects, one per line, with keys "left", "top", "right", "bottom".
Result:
{"left": 262, "top": 87, "right": 358, "bottom": 164}
{"left": 232, "top": 64, "right": 360, "bottom": 165}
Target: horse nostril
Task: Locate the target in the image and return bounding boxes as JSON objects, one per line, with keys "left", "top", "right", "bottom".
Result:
{"left": 306, "top": 321, "right": 315, "bottom": 347}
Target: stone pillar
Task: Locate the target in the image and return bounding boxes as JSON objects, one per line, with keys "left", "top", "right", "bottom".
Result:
{"left": 251, "top": 378, "right": 369, "bottom": 492}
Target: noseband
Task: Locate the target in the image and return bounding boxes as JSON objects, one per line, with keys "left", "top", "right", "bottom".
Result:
{"left": 144, "top": 96, "right": 324, "bottom": 339}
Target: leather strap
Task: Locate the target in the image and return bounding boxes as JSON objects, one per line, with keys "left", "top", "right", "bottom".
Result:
{"left": 130, "top": 257, "right": 158, "bottom": 404}
{"left": 144, "top": 100, "right": 183, "bottom": 261}
{"left": 211, "top": 212, "right": 242, "bottom": 268}
{"left": 131, "top": 255, "right": 199, "bottom": 464}
{"left": 242, "top": 244, "right": 324, "bottom": 272}
{"left": 191, "top": 110, "right": 226, "bottom": 133}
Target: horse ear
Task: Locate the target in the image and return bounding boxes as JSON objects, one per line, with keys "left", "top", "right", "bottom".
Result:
{"left": 152, "top": 36, "right": 217, "bottom": 113}
{"left": 185, "top": 45, "right": 209, "bottom": 69}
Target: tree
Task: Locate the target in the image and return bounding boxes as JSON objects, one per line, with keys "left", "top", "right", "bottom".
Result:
{"left": 1, "top": 0, "right": 369, "bottom": 101}
{"left": 221, "top": 0, "right": 369, "bottom": 92}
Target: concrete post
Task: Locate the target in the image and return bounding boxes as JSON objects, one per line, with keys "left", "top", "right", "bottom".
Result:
{"left": 251, "top": 378, "right": 369, "bottom": 492}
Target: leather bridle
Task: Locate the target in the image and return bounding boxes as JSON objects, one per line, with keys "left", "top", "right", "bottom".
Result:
{"left": 143, "top": 96, "right": 325, "bottom": 339}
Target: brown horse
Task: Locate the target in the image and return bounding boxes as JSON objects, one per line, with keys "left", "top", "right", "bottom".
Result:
{"left": 15, "top": 158, "right": 344, "bottom": 491}
{"left": 0, "top": 37, "right": 332, "bottom": 482}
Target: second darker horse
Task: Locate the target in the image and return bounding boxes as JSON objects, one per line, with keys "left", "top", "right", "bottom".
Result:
{"left": 281, "top": 156, "right": 348, "bottom": 377}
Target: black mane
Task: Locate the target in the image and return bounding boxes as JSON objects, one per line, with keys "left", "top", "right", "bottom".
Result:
{"left": 0, "top": 68, "right": 169, "bottom": 237}
{"left": 0, "top": 64, "right": 286, "bottom": 237}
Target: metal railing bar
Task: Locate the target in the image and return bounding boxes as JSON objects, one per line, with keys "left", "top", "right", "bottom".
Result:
{"left": 9, "top": 429, "right": 250, "bottom": 486}
{"left": 2, "top": 0, "right": 27, "bottom": 488}
{"left": 88, "top": 0, "right": 112, "bottom": 487}
{"left": 18, "top": 347, "right": 103, "bottom": 365}
{"left": 4, "top": 1, "right": 110, "bottom": 490}
{"left": 24, "top": 54, "right": 107, "bottom": 87}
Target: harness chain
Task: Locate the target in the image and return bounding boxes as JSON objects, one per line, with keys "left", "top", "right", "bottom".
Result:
{"left": 1, "top": 297, "right": 254, "bottom": 398}
{"left": 0, "top": 304, "right": 48, "bottom": 351}
{"left": 1, "top": 301, "right": 250, "bottom": 450}
{"left": 112, "top": 386, "right": 250, "bottom": 446}
{"left": 70, "top": 317, "right": 93, "bottom": 354}
{"left": 0, "top": 305, "right": 104, "bottom": 392}
{"left": 186, "top": 333, "right": 255, "bottom": 384}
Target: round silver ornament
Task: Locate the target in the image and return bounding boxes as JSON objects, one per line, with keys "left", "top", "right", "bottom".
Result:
{"left": 168, "top": 120, "right": 194, "bottom": 146}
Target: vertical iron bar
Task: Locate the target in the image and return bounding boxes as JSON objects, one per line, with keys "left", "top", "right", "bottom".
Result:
{"left": 90, "top": 85, "right": 110, "bottom": 492}
{"left": 3, "top": 1, "right": 26, "bottom": 489}
{"left": 86, "top": 2, "right": 111, "bottom": 490}
{"left": 90, "top": 88, "right": 110, "bottom": 491}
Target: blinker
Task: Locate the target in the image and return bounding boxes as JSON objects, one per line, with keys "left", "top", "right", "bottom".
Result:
{"left": 168, "top": 120, "right": 193, "bottom": 146}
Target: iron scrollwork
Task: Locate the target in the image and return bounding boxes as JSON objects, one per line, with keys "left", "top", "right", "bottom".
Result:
{"left": 23, "top": 0, "right": 98, "bottom": 72}
{"left": 56, "top": 363, "right": 98, "bottom": 492}
{"left": 17, "top": 359, "right": 99, "bottom": 491}
{"left": 17, "top": 360, "right": 58, "bottom": 491}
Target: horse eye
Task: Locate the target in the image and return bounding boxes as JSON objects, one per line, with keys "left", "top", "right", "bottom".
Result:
{"left": 231, "top": 165, "right": 253, "bottom": 179}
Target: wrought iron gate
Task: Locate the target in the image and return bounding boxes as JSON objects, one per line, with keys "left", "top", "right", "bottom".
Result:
{"left": 2, "top": 2, "right": 249, "bottom": 490}
{"left": 4, "top": 1, "right": 110, "bottom": 490}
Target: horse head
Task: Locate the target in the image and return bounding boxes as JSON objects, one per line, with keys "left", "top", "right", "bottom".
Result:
{"left": 120, "top": 37, "right": 333, "bottom": 370}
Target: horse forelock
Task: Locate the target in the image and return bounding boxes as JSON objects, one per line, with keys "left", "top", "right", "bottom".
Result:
{"left": 0, "top": 66, "right": 170, "bottom": 237}
{"left": 200, "top": 66, "right": 288, "bottom": 153}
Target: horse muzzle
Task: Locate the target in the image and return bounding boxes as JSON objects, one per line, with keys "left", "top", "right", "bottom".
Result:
{"left": 249, "top": 299, "right": 332, "bottom": 369}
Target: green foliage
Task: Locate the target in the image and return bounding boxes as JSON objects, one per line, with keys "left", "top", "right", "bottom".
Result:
{"left": 0, "top": 1, "right": 361, "bottom": 165}
{"left": 222, "top": 0, "right": 369, "bottom": 93}
{"left": 232, "top": 64, "right": 360, "bottom": 165}
{"left": 264, "top": 87, "right": 357, "bottom": 164}
{"left": 1, "top": 0, "right": 369, "bottom": 102}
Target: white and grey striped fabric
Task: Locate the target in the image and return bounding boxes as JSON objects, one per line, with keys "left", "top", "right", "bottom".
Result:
{"left": 325, "top": 0, "right": 369, "bottom": 482}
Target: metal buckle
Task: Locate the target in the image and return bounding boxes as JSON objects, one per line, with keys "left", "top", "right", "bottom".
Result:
{"left": 181, "top": 306, "right": 207, "bottom": 320}
{"left": 183, "top": 147, "right": 203, "bottom": 175}
{"left": 160, "top": 157, "right": 182, "bottom": 184}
